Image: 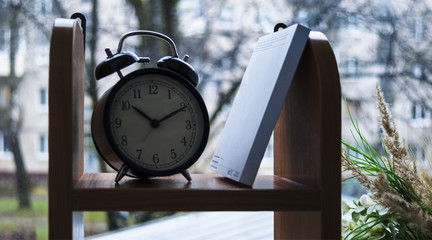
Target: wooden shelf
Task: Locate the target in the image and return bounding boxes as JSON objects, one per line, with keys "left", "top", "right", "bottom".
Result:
{"left": 73, "top": 173, "right": 320, "bottom": 211}
{"left": 48, "top": 18, "right": 341, "bottom": 239}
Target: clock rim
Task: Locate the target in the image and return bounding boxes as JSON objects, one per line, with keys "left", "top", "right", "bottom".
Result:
{"left": 103, "top": 68, "right": 210, "bottom": 177}
{"left": 91, "top": 90, "right": 141, "bottom": 178}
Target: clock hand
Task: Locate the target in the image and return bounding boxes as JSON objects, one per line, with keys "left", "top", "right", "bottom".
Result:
{"left": 132, "top": 106, "right": 153, "bottom": 122}
{"left": 142, "top": 128, "right": 153, "bottom": 142}
{"left": 132, "top": 106, "right": 160, "bottom": 128}
{"left": 159, "top": 105, "right": 187, "bottom": 123}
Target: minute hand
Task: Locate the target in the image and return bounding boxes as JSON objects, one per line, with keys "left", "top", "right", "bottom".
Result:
{"left": 159, "top": 105, "right": 187, "bottom": 123}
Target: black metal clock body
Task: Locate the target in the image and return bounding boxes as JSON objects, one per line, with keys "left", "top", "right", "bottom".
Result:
{"left": 103, "top": 68, "right": 209, "bottom": 178}
{"left": 91, "top": 30, "right": 209, "bottom": 182}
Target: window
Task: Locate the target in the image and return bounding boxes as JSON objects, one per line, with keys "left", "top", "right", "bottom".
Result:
{"left": 346, "top": 14, "right": 359, "bottom": 28}
{"left": 410, "top": 102, "right": 431, "bottom": 127}
{"left": 36, "top": 0, "right": 53, "bottom": 15}
{"left": 414, "top": 18, "right": 424, "bottom": 42}
{"left": 35, "top": 42, "right": 50, "bottom": 65}
{"left": 346, "top": 58, "right": 359, "bottom": 76}
{"left": 0, "top": 85, "right": 9, "bottom": 107}
{"left": 37, "top": 133, "right": 48, "bottom": 159}
{"left": 412, "top": 102, "right": 428, "bottom": 119}
{"left": 39, "top": 134, "right": 47, "bottom": 153}
{"left": 38, "top": 87, "right": 48, "bottom": 111}
{"left": 0, "top": 131, "right": 12, "bottom": 158}
{"left": 0, "top": 26, "right": 9, "bottom": 52}
{"left": 412, "top": 63, "right": 422, "bottom": 79}
{"left": 35, "top": 29, "right": 50, "bottom": 66}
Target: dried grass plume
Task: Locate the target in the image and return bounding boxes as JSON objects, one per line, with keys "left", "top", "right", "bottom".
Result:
{"left": 343, "top": 85, "right": 432, "bottom": 236}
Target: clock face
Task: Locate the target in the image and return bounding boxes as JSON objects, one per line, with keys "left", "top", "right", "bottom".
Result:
{"left": 104, "top": 69, "right": 209, "bottom": 176}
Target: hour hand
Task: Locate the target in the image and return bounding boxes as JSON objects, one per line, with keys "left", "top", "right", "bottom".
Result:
{"left": 132, "top": 105, "right": 153, "bottom": 122}
{"left": 132, "top": 106, "right": 160, "bottom": 128}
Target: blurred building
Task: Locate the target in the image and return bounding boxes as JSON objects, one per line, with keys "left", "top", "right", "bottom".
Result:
{"left": 0, "top": 0, "right": 431, "bottom": 178}
{"left": 0, "top": 0, "right": 53, "bottom": 175}
{"left": 334, "top": 1, "right": 432, "bottom": 163}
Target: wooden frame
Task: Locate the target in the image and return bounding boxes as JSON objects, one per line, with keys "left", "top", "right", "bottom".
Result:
{"left": 274, "top": 31, "right": 341, "bottom": 239}
{"left": 49, "top": 18, "right": 84, "bottom": 239}
{"left": 49, "top": 18, "right": 340, "bottom": 239}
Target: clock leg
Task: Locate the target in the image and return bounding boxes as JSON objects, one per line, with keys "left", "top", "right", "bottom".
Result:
{"left": 115, "top": 163, "right": 130, "bottom": 183}
{"left": 181, "top": 170, "right": 192, "bottom": 182}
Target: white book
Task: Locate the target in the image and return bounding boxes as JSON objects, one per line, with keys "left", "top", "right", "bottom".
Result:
{"left": 209, "top": 24, "right": 310, "bottom": 187}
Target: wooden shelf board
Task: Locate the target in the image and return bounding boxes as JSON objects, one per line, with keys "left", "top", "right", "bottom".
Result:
{"left": 72, "top": 173, "right": 320, "bottom": 211}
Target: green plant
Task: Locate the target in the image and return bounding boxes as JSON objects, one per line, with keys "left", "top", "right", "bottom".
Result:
{"left": 342, "top": 86, "right": 432, "bottom": 239}
{"left": 342, "top": 195, "right": 394, "bottom": 239}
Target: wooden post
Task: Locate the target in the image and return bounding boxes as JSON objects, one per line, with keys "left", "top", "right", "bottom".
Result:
{"left": 49, "top": 18, "right": 85, "bottom": 240}
{"left": 274, "top": 31, "right": 341, "bottom": 239}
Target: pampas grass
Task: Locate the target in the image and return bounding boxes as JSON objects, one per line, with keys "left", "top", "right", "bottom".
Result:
{"left": 342, "top": 85, "right": 432, "bottom": 239}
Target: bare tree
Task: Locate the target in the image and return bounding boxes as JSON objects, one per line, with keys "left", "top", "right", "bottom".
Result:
{"left": 0, "top": 0, "right": 30, "bottom": 209}
{"left": 289, "top": 0, "right": 432, "bottom": 153}
{"left": 0, "top": 0, "right": 69, "bottom": 211}
{"left": 288, "top": 0, "right": 344, "bottom": 33}
{"left": 370, "top": 0, "right": 432, "bottom": 107}
{"left": 181, "top": 1, "right": 271, "bottom": 125}
{"left": 126, "top": 0, "right": 179, "bottom": 59}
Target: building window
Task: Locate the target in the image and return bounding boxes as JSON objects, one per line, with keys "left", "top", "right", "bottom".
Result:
{"left": 0, "top": 27, "right": 9, "bottom": 52}
{"left": 412, "top": 102, "right": 428, "bottom": 120}
{"left": 35, "top": 29, "right": 50, "bottom": 66}
{"left": 410, "top": 102, "right": 431, "bottom": 127}
{"left": 0, "top": 85, "right": 9, "bottom": 107}
{"left": 38, "top": 87, "right": 48, "bottom": 111}
{"left": 414, "top": 18, "right": 424, "bottom": 42}
{"left": 346, "top": 58, "right": 359, "bottom": 76}
{"left": 39, "top": 134, "right": 48, "bottom": 153}
{"left": 412, "top": 63, "right": 423, "bottom": 79}
{"left": 346, "top": 14, "right": 359, "bottom": 28}
{"left": 0, "top": 131, "right": 12, "bottom": 158}
{"left": 36, "top": 0, "right": 53, "bottom": 15}
{"left": 38, "top": 133, "right": 48, "bottom": 160}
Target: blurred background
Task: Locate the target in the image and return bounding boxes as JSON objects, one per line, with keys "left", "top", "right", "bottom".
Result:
{"left": 0, "top": 0, "right": 431, "bottom": 239}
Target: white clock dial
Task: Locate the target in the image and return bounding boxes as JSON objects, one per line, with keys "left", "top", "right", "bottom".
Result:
{"left": 105, "top": 72, "right": 208, "bottom": 175}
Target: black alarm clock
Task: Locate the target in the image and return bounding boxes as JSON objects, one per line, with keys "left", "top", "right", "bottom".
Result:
{"left": 91, "top": 30, "right": 209, "bottom": 183}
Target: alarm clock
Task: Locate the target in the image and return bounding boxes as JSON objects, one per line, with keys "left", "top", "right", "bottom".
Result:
{"left": 91, "top": 30, "right": 209, "bottom": 183}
